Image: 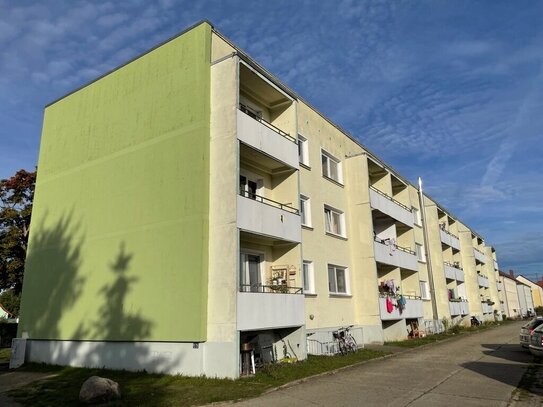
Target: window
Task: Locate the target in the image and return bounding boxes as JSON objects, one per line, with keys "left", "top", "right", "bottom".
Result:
{"left": 412, "top": 207, "right": 421, "bottom": 226}
{"left": 328, "top": 264, "right": 349, "bottom": 295}
{"left": 300, "top": 195, "right": 312, "bottom": 227}
{"left": 324, "top": 205, "right": 346, "bottom": 237}
{"left": 239, "top": 252, "right": 263, "bottom": 292}
{"left": 303, "top": 261, "right": 315, "bottom": 294}
{"left": 321, "top": 150, "right": 342, "bottom": 183}
{"left": 298, "top": 135, "right": 309, "bottom": 166}
{"left": 239, "top": 171, "right": 263, "bottom": 200}
{"left": 416, "top": 243, "right": 426, "bottom": 262}
{"left": 420, "top": 281, "right": 430, "bottom": 300}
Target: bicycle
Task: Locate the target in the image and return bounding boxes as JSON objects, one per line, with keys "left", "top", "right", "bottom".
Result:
{"left": 332, "top": 325, "right": 358, "bottom": 355}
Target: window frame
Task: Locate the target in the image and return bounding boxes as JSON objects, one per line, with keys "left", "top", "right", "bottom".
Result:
{"left": 420, "top": 280, "right": 430, "bottom": 300}
{"left": 303, "top": 260, "right": 316, "bottom": 295}
{"left": 328, "top": 264, "right": 350, "bottom": 295}
{"left": 412, "top": 207, "right": 422, "bottom": 226}
{"left": 321, "top": 149, "right": 343, "bottom": 184}
{"left": 300, "top": 194, "right": 312, "bottom": 227}
{"left": 324, "top": 205, "right": 346, "bottom": 238}
{"left": 298, "top": 134, "right": 310, "bottom": 167}
{"left": 416, "top": 243, "right": 426, "bottom": 262}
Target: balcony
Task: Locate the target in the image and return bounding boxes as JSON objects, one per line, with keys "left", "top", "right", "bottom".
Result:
{"left": 478, "top": 274, "right": 489, "bottom": 288}
{"left": 237, "top": 285, "right": 304, "bottom": 330}
{"left": 237, "top": 193, "right": 301, "bottom": 243}
{"left": 369, "top": 186, "right": 414, "bottom": 227}
{"left": 481, "top": 302, "right": 493, "bottom": 314}
{"left": 237, "top": 108, "right": 298, "bottom": 170}
{"left": 444, "top": 262, "right": 464, "bottom": 282}
{"left": 440, "top": 228, "right": 460, "bottom": 251}
{"left": 449, "top": 300, "right": 469, "bottom": 316}
{"left": 378, "top": 295, "right": 423, "bottom": 320}
{"left": 473, "top": 248, "right": 487, "bottom": 264}
{"left": 496, "top": 281, "right": 504, "bottom": 291}
{"left": 494, "top": 260, "right": 499, "bottom": 270}
{"left": 373, "top": 238, "right": 418, "bottom": 272}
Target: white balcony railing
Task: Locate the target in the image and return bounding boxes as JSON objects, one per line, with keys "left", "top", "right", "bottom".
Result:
{"left": 373, "top": 239, "right": 418, "bottom": 272}
{"left": 237, "top": 290, "right": 304, "bottom": 330}
{"left": 440, "top": 229, "right": 461, "bottom": 251}
{"left": 444, "top": 262, "right": 464, "bottom": 281}
{"left": 481, "top": 302, "right": 493, "bottom": 314}
{"left": 478, "top": 274, "right": 489, "bottom": 288}
{"left": 369, "top": 187, "right": 414, "bottom": 227}
{"left": 496, "top": 281, "right": 504, "bottom": 291}
{"left": 378, "top": 296, "right": 423, "bottom": 321}
{"left": 237, "top": 194, "right": 301, "bottom": 243}
{"left": 494, "top": 260, "right": 499, "bottom": 270}
{"left": 449, "top": 300, "right": 469, "bottom": 316}
{"left": 237, "top": 109, "right": 299, "bottom": 169}
{"left": 473, "top": 248, "right": 487, "bottom": 264}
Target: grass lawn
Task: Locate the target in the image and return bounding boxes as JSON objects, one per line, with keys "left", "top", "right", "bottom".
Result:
{"left": 9, "top": 349, "right": 387, "bottom": 406}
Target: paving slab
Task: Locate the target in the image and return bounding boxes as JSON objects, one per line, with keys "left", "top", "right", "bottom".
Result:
{"left": 219, "top": 322, "right": 530, "bottom": 406}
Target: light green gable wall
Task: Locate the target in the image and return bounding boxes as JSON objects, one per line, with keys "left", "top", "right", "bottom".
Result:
{"left": 19, "top": 23, "right": 211, "bottom": 342}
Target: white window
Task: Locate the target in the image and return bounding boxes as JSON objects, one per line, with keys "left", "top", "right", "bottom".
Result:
{"left": 239, "top": 170, "right": 263, "bottom": 200}
{"left": 321, "top": 150, "right": 342, "bottom": 183}
{"left": 300, "top": 195, "right": 312, "bottom": 227}
{"left": 239, "top": 252, "right": 264, "bottom": 292}
{"left": 420, "top": 281, "right": 430, "bottom": 300}
{"left": 303, "top": 261, "right": 315, "bottom": 294}
{"left": 298, "top": 135, "right": 309, "bottom": 166}
{"left": 328, "top": 264, "right": 349, "bottom": 295}
{"left": 416, "top": 243, "right": 426, "bottom": 262}
{"left": 324, "top": 205, "right": 346, "bottom": 237}
{"left": 412, "top": 207, "right": 421, "bottom": 226}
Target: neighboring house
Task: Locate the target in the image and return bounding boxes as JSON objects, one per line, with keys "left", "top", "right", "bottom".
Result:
{"left": 516, "top": 275, "right": 543, "bottom": 308}
{"left": 18, "top": 21, "right": 503, "bottom": 378}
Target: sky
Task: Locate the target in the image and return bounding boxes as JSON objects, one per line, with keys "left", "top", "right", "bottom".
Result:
{"left": 1, "top": 0, "right": 542, "bottom": 279}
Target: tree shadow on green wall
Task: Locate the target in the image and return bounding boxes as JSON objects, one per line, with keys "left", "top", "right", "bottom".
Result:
{"left": 18, "top": 212, "right": 85, "bottom": 339}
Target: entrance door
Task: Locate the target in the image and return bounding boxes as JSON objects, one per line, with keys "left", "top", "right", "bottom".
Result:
{"left": 240, "top": 252, "right": 263, "bottom": 292}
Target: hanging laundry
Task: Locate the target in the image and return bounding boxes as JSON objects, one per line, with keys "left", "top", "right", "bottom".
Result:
{"left": 397, "top": 294, "right": 406, "bottom": 314}
{"left": 386, "top": 296, "right": 394, "bottom": 313}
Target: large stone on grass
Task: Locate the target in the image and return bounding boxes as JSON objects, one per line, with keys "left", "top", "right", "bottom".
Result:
{"left": 79, "top": 376, "right": 121, "bottom": 404}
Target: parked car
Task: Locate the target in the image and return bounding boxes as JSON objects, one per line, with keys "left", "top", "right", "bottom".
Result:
{"left": 521, "top": 317, "right": 543, "bottom": 348}
{"left": 529, "top": 324, "right": 543, "bottom": 360}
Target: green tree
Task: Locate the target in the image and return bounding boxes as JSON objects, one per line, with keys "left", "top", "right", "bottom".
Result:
{"left": 0, "top": 288, "right": 20, "bottom": 317}
{"left": 0, "top": 169, "right": 36, "bottom": 295}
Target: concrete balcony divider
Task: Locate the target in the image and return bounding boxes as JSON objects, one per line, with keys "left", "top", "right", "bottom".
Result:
{"left": 237, "top": 110, "right": 299, "bottom": 169}
{"left": 378, "top": 296, "right": 423, "bottom": 320}
{"left": 237, "top": 291, "right": 304, "bottom": 330}
{"left": 369, "top": 188, "right": 414, "bottom": 227}
{"left": 478, "top": 275, "right": 489, "bottom": 288}
{"left": 374, "top": 240, "right": 418, "bottom": 272}
{"left": 440, "top": 229, "right": 461, "bottom": 251}
{"left": 473, "top": 248, "right": 487, "bottom": 264}
{"left": 237, "top": 195, "right": 301, "bottom": 243}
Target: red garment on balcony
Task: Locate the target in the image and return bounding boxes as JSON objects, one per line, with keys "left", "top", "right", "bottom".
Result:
{"left": 386, "top": 296, "right": 394, "bottom": 313}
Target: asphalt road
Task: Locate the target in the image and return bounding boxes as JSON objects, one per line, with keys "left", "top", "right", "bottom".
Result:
{"left": 230, "top": 321, "right": 531, "bottom": 406}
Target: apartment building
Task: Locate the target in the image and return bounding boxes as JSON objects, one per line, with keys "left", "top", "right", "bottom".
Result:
{"left": 18, "top": 21, "right": 503, "bottom": 378}
{"left": 516, "top": 275, "right": 543, "bottom": 308}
